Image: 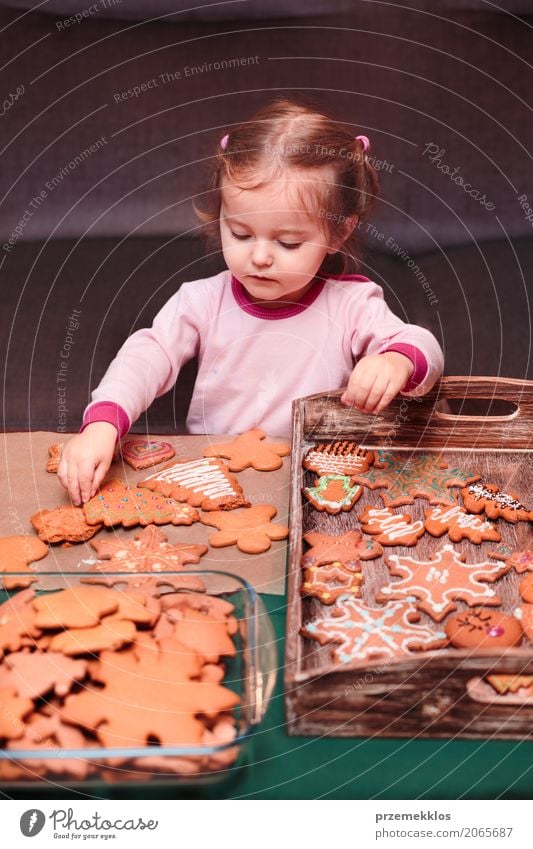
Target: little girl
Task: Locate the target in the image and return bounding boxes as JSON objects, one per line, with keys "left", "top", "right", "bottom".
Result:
{"left": 59, "top": 97, "right": 443, "bottom": 505}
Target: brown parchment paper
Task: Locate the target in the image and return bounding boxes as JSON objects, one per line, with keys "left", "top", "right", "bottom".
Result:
{"left": 1, "top": 432, "right": 290, "bottom": 595}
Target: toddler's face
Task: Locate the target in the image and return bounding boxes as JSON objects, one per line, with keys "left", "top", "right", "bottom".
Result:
{"left": 219, "top": 174, "right": 337, "bottom": 307}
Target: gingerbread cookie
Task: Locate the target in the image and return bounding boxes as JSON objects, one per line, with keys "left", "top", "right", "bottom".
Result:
{"left": 0, "top": 590, "right": 41, "bottom": 655}
{"left": 33, "top": 585, "right": 119, "bottom": 629}
{"left": 83, "top": 479, "right": 199, "bottom": 528}
{"left": 486, "top": 674, "right": 533, "bottom": 695}
{"left": 6, "top": 712, "right": 91, "bottom": 779}
{"left": 513, "top": 604, "right": 533, "bottom": 642}
{"left": 445, "top": 609, "right": 523, "bottom": 649}
{"left": 519, "top": 574, "right": 533, "bottom": 603}
{"left": 424, "top": 504, "right": 501, "bottom": 544}
{"left": 303, "top": 442, "right": 374, "bottom": 476}
{"left": 139, "top": 457, "right": 249, "bottom": 511}
{"left": 0, "top": 535, "right": 48, "bottom": 590}
{"left": 91, "top": 525, "right": 208, "bottom": 573}
{"left": 31, "top": 506, "right": 102, "bottom": 544}
{"left": 358, "top": 506, "right": 425, "bottom": 546}
{"left": 49, "top": 618, "right": 137, "bottom": 655}
{"left": 46, "top": 442, "right": 63, "bottom": 473}
{"left": 200, "top": 504, "right": 289, "bottom": 554}
{"left": 121, "top": 438, "right": 175, "bottom": 471}
{"left": 302, "top": 529, "right": 383, "bottom": 570}
{"left": 353, "top": 450, "right": 480, "bottom": 508}
{"left": 203, "top": 428, "right": 290, "bottom": 472}
{"left": 0, "top": 651, "right": 87, "bottom": 699}
{"left": 302, "top": 599, "right": 447, "bottom": 663}
{"left": 301, "top": 562, "right": 363, "bottom": 604}
{"left": 377, "top": 544, "right": 511, "bottom": 621}
{"left": 489, "top": 545, "right": 533, "bottom": 575}
{"left": 461, "top": 483, "right": 532, "bottom": 523}
{"left": 60, "top": 639, "right": 240, "bottom": 747}
{"left": 0, "top": 688, "right": 33, "bottom": 739}
{"left": 167, "top": 607, "right": 237, "bottom": 663}
{"left": 303, "top": 474, "right": 363, "bottom": 514}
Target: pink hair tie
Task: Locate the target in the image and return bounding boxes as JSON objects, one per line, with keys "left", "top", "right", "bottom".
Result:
{"left": 356, "top": 134, "right": 370, "bottom": 153}
{"left": 220, "top": 134, "right": 229, "bottom": 150}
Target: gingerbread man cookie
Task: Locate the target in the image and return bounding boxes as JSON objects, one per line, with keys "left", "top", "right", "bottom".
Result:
{"left": 31, "top": 506, "right": 102, "bottom": 544}
{"left": 303, "top": 442, "right": 374, "bottom": 476}
{"left": 203, "top": 428, "right": 290, "bottom": 472}
{"left": 302, "top": 530, "right": 383, "bottom": 570}
{"left": 445, "top": 608, "right": 523, "bottom": 649}
{"left": 121, "top": 438, "right": 176, "bottom": 471}
{"left": 301, "top": 562, "right": 363, "bottom": 604}
{"left": 83, "top": 479, "right": 199, "bottom": 528}
{"left": 358, "top": 506, "right": 425, "bottom": 546}
{"left": 424, "top": 504, "right": 501, "bottom": 544}
{"left": 0, "top": 535, "right": 48, "bottom": 590}
{"left": 139, "top": 457, "right": 249, "bottom": 511}
{"left": 377, "top": 544, "right": 511, "bottom": 621}
{"left": 302, "top": 599, "right": 447, "bottom": 663}
{"left": 353, "top": 450, "right": 479, "bottom": 508}
{"left": 461, "top": 483, "right": 532, "bottom": 523}
{"left": 303, "top": 474, "right": 363, "bottom": 514}
{"left": 201, "top": 504, "right": 289, "bottom": 554}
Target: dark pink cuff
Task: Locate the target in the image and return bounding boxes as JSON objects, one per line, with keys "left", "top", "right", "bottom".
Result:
{"left": 81, "top": 402, "right": 130, "bottom": 439}
{"left": 383, "top": 344, "right": 428, "bottom": 392}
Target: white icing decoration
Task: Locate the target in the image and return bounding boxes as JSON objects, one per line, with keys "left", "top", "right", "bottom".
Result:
{"left": 363, "top": 507, "right": 424, "bottom": 541}
{"left": 142, "top": 458, "right": 238, "bottom": 499}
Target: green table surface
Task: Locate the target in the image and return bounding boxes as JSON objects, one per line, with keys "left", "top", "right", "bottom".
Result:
{"left": 5, "top": 595, "right": 532, "bottom": 801}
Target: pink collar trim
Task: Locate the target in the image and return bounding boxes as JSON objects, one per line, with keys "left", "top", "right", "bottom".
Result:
{"left": 231, "top": 275, "right": 326, "bottom": 320}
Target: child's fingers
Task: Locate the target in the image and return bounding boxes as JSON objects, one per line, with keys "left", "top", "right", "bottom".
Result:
{"left": 372, "top": 379, "right": 399, "bottom": 414}
{"left": 66, "top": 466, "right": 83, "bottom": 507}
{"left": 77, "top": 460, "right": 97, "bottom": 505}
{"left": 91, "top": 460, "right": 109, "bottom": 498}
{"left": 342, "top": 369, "right": 376, "bottom": 409}
{"left": 358, "top": 375, "right": 390, "bottom": 413}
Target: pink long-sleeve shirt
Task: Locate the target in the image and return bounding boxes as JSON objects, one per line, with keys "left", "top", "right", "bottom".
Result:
{"left": 83, "top": 271, "right": 444, "bottom": 437}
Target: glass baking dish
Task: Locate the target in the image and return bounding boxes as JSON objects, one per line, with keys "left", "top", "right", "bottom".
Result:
{"left": 0, "top": 569, "right": 277, "bottom": 788}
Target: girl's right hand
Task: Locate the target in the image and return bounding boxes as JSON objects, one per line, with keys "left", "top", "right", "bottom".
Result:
{"left": 57, "top": 422, "right": 118, "bottom": 506}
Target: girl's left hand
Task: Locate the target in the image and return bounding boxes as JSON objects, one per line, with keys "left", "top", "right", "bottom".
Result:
{"left": 341, "top": 352, "right": 414, "bottom": 415}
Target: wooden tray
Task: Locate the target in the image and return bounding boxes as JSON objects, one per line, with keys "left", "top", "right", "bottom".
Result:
{"left": 285, "top": 377, "right": 533, "bottom": 739}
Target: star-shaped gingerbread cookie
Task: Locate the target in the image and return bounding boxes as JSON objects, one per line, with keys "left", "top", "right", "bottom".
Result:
{"left": 377, "top": 544, "right": 511, "bottom": 621}
{"left": 302, "top": 599, "right": 447, "bottom": 663}
{"left": 302, "top": 530, "right": 383, "bottom": 570}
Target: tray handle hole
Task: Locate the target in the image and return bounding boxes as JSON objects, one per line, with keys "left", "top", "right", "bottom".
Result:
{"left": 435, "top": 397, "right": 518, "bottom": 421}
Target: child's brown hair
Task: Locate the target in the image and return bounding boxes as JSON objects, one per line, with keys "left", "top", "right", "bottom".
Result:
{"left": 195, "top": 95, "right": 379, "bottom": 275}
